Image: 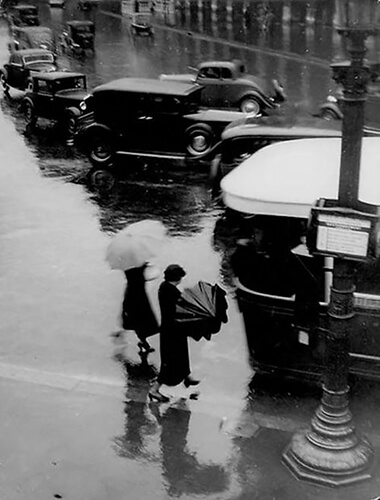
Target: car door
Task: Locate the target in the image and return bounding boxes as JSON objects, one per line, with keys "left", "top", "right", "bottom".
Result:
{"left": 33, "top": 79, "right": 55, "bottom": 119}
{"left": 197, "top": 66, "right": 224, "bottom": 108}
{"left": 7, "top": 53, "right": 24, "bottom": 88}
{"left": 130, "top": 95, "right": 185, "bottom": 153}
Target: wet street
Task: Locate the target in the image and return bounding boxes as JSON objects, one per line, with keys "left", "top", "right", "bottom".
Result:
{"left": 1, "top": 3, "right": 380, "bottom": 499}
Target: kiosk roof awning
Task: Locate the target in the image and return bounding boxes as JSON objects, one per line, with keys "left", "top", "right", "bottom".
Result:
{"left": 221, "top": 137, "right": 380, "bottom": 218}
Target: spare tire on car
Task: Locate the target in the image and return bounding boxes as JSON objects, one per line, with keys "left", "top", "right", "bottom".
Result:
{"left": 185, "top": 123, "right": 214, "bottom": 156}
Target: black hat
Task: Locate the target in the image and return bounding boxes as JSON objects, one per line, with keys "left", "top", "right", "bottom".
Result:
{"left": 164, "top": 264, "right": 186, "bottom": 282}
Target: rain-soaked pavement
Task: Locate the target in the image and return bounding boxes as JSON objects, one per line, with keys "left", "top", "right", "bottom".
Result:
{"left": 2, "top": 7, "right": 380, "bottom": 500}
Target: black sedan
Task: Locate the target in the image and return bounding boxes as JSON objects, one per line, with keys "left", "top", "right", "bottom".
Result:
{"left": 0, "top": 49, "right": 58, "bottom": 93}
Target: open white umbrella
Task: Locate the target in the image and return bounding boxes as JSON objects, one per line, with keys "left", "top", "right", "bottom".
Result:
{"left": 221, "top": 137, "right": 380, "bottom": 218}
{"left": 106, "top": 220, "right": 167, "bottom": 271}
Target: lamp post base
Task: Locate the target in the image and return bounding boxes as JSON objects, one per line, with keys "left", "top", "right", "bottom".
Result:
{"left": 283, "top": 431, "right": 373, "bottom": 487}
{"left": 283, "top": 386, "right": 374, "bottom": 488}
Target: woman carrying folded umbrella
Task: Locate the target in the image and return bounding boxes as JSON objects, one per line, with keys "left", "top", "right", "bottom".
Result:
{"left": 149, "top": 264, "right": 200, "bottom": 403}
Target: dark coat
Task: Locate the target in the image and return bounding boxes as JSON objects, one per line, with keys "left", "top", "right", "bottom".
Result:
{"left": 122, "top": 264, "right": 159, "bottom": 340}
{"left": 157, "top": 280, "right": 190, "bottom": 386}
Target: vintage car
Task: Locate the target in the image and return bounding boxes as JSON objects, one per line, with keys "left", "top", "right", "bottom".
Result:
{"left": 9, "top": 26, "right": 56, "bottom": 53}
{"left": 0, "top": 49, "right": 58, "bottom": 93}
{"left": 81, "top": 77, "right": 246, "bottom": 169}
{"left": 21, "top": 71, "right": 93, "bottom": 143}
{"left": 130, "top": 13, "right": 154, "bottom": 37}
{"left": 59, "top": 21, "right": 95, "bottom": 56}
{"left": 221, "top": 137, "right": 380, "bottom": 383}
{"left": 8, "top": 4, "right": 39, "bottom": 26}
{"left": 319, "top": 64, "right": 380, "bottom": 133}
{"left": 160, "top": 60, "right": 285, "bottom": 115}
{"left": 208, "top": 112, "right": 345, "bottom": 195}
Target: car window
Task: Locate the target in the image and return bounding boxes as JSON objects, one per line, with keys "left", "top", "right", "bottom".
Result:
{"left": 36, "top": 80, "right": 51, "bottom": 93}
{"left": 10, "top": 54, "right": 21, "bottom": 65}
{"left": 23, "top": 53, "right": 55, "bottom": 64}
{"left": 55, "top": 77, "right": 85, "bottom": 91}
{"left": 221, "top": 67, "right": 232, "bottom": 79}
{"left": 199, "top": 67, "right": 220, "bottom": 79}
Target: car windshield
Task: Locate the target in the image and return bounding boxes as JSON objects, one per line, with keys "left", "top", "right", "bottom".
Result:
{"left": 55, "top": 77, "right": 86, "bottom": 91}
{"left": 23, "top": 53, "right": 54, "bottom": 64}
{"left": 29, "top": 31, "right": 52, "bottom": 44}
{"left": 76, "top": 26, "right": 92, "bottom": 33}
{"left": 20, "top": 7, "right": 36, "bottom": 14}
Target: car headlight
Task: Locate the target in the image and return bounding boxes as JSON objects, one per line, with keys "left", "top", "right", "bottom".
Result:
{"left": 79, "top": 100, "right": 87, "bottom": 111}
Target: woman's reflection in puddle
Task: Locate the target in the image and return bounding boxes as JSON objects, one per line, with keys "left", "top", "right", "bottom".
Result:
{"left": 112, "top": 345, "right": 158, "bottom": 461}
{"left": 150, "top": 400, "right": 229, "bottom": 497}
{"left": 112, "top": 339, "right": 229, "bottom": 496}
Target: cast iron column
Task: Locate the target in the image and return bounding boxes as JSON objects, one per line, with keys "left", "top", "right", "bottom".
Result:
{"left": 282, "top": 31, "right": 374, "bottom": 487}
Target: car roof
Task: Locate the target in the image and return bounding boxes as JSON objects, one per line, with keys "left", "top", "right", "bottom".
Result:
{"left": 221, "top": 137, "right": 380, "bottom": 218}
{"left": 14, "top": 26, "right": 52, "bottom": 33}
{"left": 13, "top": 4, "right": 37, "bottom": 9}
{"left": 32, "top": 71, "right": 85, "bottom": 81}
{"left": 94, "top": 78, "right": 201, "bottom": 97}
{"left": 16, "top": 48, "right": 54, "bottom": 56}
{"left": 198, "top": 61, "right": 241, "bottom": 70}
{"left": 67, "top": 20, "right": 94, "bottom": 26}
{"left": 222, "top": 124, "right": 342, "bottom": 140}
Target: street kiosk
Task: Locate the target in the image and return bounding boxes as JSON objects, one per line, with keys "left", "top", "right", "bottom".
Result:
{"left": 221, "top": 137, "right": 380, "bottom": 381}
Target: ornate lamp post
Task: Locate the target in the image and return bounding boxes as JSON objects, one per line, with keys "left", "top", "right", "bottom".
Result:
{"left": 283, "top": 0, "right": 380, "bottom": 487}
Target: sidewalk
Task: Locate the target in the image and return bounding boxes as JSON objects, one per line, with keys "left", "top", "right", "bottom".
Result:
{"left": 1, "top": 95, "right": 380, "bottom": 499}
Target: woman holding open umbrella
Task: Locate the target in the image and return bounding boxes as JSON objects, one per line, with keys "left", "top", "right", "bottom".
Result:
{"left": 122, "top": 263, "right": 159, "bottom": 353}
{"left": 107, "top": 220, "right": 165, "bottom": 354}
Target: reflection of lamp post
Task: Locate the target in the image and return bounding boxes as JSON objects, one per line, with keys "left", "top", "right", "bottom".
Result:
{"left": 283, "top": 0, "right": 379, "bottom": 487}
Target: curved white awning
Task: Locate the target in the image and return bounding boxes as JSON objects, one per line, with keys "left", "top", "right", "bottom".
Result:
{"left": 221, "top": 137, "right": 380, "bottom": 218}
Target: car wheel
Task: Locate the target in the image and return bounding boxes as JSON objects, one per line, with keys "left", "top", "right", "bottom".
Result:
{"left": 89, "top": 134, "right": 115, "bottom": 165}
{"left": 0, "top": 71, "right": 9, "bottom": 94}
{"left": 239, "top": 97, "right": 261, "bottom": 116}
{"left": 320, "top": 109, "right": 340, "bottom": 121}
{"left": 88, "top": 168, "right": 115, "bottom": 192}
{"left": 23, "top": 100, "right": 37, "bottom": 127}
{"left": 185, "top": 124, "right": 214, "bottom": 157}
{"left": 63, "top": 110, "right": 78, "bottom": 139}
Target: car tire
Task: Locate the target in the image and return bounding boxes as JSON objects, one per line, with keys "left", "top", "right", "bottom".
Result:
{"left": 0, "top": 71, "right": 9, "bottom": 94}
{"left": 185, "top": 124, "right": 214, "bottom": 157}
{"left": 88, "top": 167, "right": 115, "bottom": 192}
{"left": 239, "top": 96, "right": 261, "bottom": 116}
{"left": 320, "top": 108, "right": 340, "bottom": 121}
{"left": 62, "top": 108, "right": 79, "bottom": 142}
{"left": 23, "top": 100, "right": 37, "bottom": 127}
{"left": 88, "top": 133, "right": 115, "bottom": 165}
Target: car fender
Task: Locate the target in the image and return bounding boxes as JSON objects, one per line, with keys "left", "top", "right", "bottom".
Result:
{"left": 65, "top": 106, "right": 80, "bottom": 117}
{"left": 319, "top": 101, "right": 343, "bottom": 120}
{"left": 0, "top": 68, "right": 8, "bottom": 80}
{"left": 79, "top": 122, "right": 112, "bottom": 142}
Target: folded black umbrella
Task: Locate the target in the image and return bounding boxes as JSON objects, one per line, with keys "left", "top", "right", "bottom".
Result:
{"left": 175, "top": 281, "right": 228, "bottom": 341}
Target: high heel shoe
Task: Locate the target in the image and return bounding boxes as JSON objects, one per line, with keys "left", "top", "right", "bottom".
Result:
{"left": 184, "top": 376, "right": 200, "bottom": 388}
{"left": 148, "top": 391, "right": 170, "bottom": 403}
{"left": 138, "top": 341, "right": 155, "bottom": 353}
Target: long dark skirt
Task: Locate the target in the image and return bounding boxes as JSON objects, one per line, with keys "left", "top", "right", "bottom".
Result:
{"left": 122, "top": 266, "right": 159, "bottom": 340}
{"left": 157, "top": 327, "right": 190, "bottom": 386}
